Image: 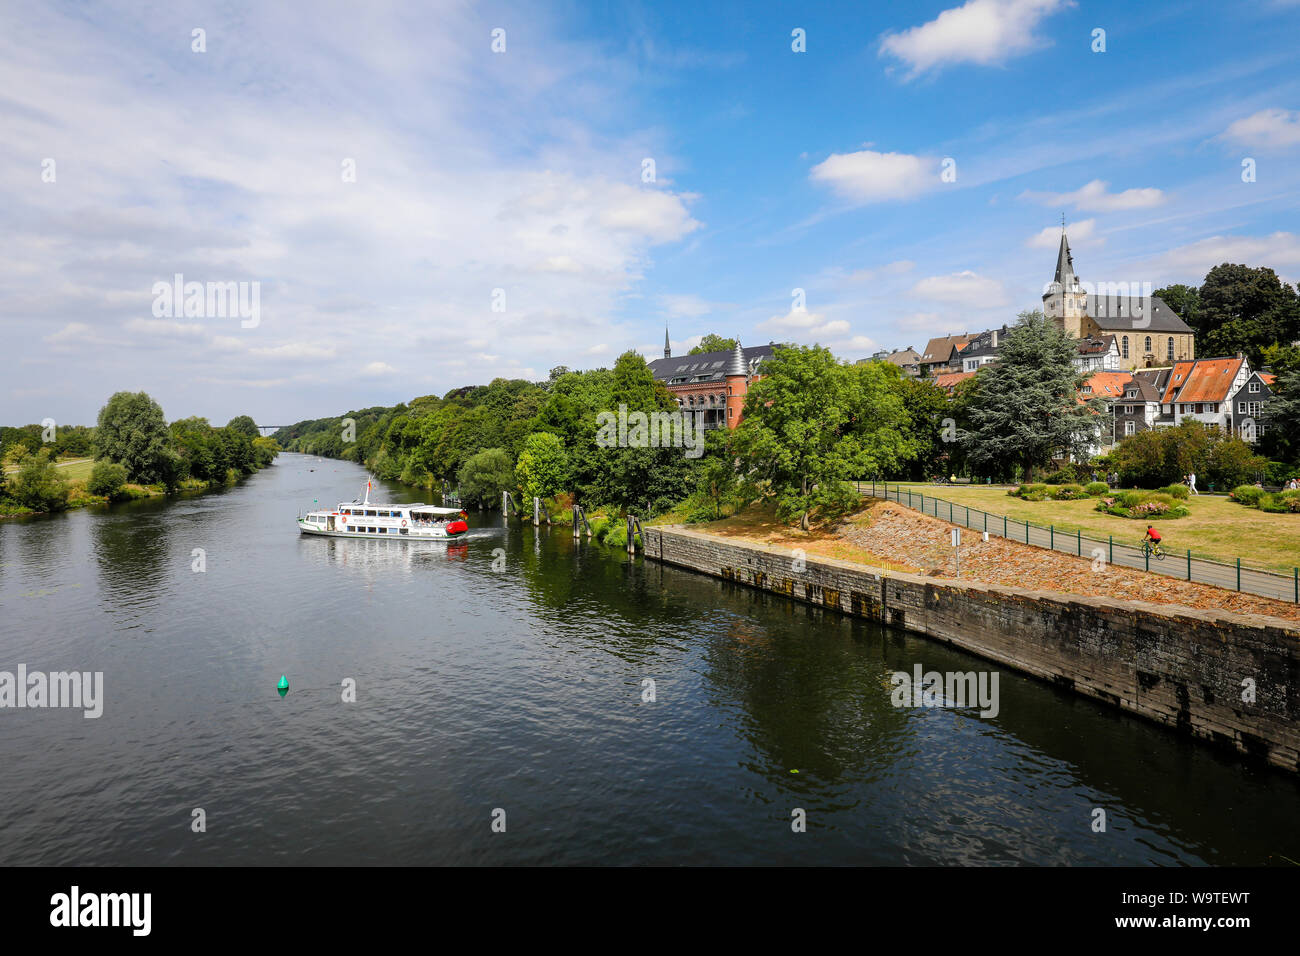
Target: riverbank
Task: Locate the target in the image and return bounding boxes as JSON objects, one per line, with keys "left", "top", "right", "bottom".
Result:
{"left": 691, "top": 499, "right": 1300, "bottom": 624}
{"left": 0, "top": 461, "right": 278, "bottom": 518}
{"left": 641, "top": 522, "right": 1300, "bottom": 772}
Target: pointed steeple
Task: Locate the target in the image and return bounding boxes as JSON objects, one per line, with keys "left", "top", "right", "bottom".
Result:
{"left": 1053, "top": 231, "right": 1076, "bottom": 288}
{"left": 726, "top": 342, "right": 747, "bottom": 378}
{"left": 664, "top": 325, "right": 671, "bottom": 359}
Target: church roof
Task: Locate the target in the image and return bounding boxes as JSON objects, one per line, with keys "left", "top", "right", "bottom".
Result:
{"left": 1086, "top": 295, "right": 1193, "bottom": 333}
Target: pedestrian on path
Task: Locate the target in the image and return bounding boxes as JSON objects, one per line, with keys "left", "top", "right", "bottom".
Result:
{"left": 1188, "top": 472, "right": 1198, "bottom": 495}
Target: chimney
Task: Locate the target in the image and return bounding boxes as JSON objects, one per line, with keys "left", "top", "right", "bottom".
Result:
{"left": 991, "top": 329, "right": 999, "bottom": 348}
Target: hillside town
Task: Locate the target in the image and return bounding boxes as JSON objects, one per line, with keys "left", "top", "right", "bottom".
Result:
{"left": 864, "top": 231, "right": 1276, "bottom": 455}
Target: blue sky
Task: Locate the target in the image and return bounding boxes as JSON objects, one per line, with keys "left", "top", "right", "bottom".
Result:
{"left": 4, "top": 0, "right": 1300, "bottom": 425}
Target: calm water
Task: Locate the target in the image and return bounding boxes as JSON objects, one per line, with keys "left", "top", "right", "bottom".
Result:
{"left": 0, "top": 453, "right": 1296, "bottom": 865}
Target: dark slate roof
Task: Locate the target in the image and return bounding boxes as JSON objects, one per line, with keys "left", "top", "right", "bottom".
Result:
{"left": 647, "top": 344, "right": 775, "bottom": 383}
{"left": 1052, "top": 233, "right": 1076, "bottom": 287}
{"left": 1086, "top": 295, "right": 1193, "bottom": 333}
{"left": 1076, "top": 334, "right": 1117, "bottom": 356}
{"left": 960, "top": 325, "right": 1011, "bottom": 360}
{"left": 1130, "top": 367, "right": 1171, "bottom": 402}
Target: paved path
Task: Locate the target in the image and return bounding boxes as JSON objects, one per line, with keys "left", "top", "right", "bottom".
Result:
{"left": 3, "top": 456, "right": 92, "bottom": 476}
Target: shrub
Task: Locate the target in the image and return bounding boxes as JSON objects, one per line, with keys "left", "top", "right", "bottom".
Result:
{"left": 1048, "top": 484, "right": 1087, "bottom": 500}
{"left": 5, "top": 451, "right": 69, "bottom": 512}
{"left": 603, "top": 519, "right": 629, "bottom": 548}
{"left": 1010, "top": 483, "right": 1049, "bottom": 501}
{"left": 1230, "top": 485, "right": 1264, "bottom": 507}
{"left": 1084, "top": 481, "right": 1110, "bottom": 496}
{"left": 1095, "top": 490, "right": 1190, "bottom": 519}
{"left": 87, "top": 461, "right": 128, "bottom": 500}
{"left": 1160, "top": 483, "right": 1190, "bottom": 500}
{"left": 1259, "top": 491, "right": 1300, "bottom": 514}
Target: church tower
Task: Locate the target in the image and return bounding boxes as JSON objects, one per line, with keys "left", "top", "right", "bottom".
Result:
{"left": 664, "top": 325, "right": 671, "bottom": 359}
{"left": 1042, "top": 230, "right": 1088, "bottom": 338}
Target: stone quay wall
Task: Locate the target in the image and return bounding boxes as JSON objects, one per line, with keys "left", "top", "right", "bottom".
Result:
{"left": 641, "top": 525, "right": 1300, "bottom": 772}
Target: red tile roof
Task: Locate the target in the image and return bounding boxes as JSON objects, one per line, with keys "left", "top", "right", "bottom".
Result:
{"left": 1160, "top": 357, "right": 1244, "bottom": 404}
{"left": 932, "top": 371, "right": 974, "bottom": 392}
{"left": 1079, "top": 371, "right": 1130, "bottom": 402}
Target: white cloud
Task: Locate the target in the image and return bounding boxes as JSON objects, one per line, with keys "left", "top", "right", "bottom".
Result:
{"left": 848, "top": 260, "right": 916, "bottom": 282}
{"left": 1023, "top": 179, "right": 1165, "bottom": 212}
{"left": 878, "top": 0, "right": 1073, "bottom": 79}
{"left": 0, "top": 1, "right": 703, "bottom": 423}
{"left": 1145, "top": 232, "right": 1300, "bottom": 284}
{"left": 360, "top": 362, "right": 396, "bottom": 377}
{"left": 1221, "top": 108, "right": 1300, "bottom": 148}
{"left": 1027, "top": 218, "right": 1099, "bottom": 248}
{"left": 756, "top": 311, "right": 864, "bottom": 352}
{"left": 809, "top": 150, "right": 935, "bottom": 204}
{"left": 249, "top": 343, "right": 337, "bottom": 360}
{"left": 911, "top": 270, "right": 1008, "bottom": 305}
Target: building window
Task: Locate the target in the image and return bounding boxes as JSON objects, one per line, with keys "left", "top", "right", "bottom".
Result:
{"left": 1167, "top": 337, "right": 1174, "bottom": 360}
{"left": 1121, "top": 336, "right": 1129, "bottom": 359}
{"left": 1249, "top": 381, "right": 1260, "bottom": 393}
{"left": 1145, "top": 336, "right": 1152, "bottom": 353}
{"left": 1124, "top": 421, "right": 1136, "bottom": 436}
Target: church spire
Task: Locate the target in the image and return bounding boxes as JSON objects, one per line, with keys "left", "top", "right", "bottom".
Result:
{"left": 1053, "top": 230, "right": 1076, "bottom": 288}
{"left": 664, "top": 325, "right": 671, "bottom": 359}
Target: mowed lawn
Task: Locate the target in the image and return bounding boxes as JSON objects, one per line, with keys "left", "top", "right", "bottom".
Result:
{"left": 883, "top": 482, "right": 1300, "bottom": 573}
{"left": 3, "top": 457, "right": 95, "bottom": 481}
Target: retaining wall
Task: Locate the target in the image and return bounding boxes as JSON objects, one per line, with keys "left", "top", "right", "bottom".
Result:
{"left": 641, "top": 525, "right": 1300, "bottom": 772}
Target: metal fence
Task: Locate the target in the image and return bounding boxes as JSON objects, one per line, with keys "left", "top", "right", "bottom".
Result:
{"left": 854, "top": 481, "right": 1300, "bottom": 604}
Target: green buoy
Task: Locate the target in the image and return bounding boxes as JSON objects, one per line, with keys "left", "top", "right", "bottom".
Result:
{"left": 277, "top": 674, "right": 289, "bottom": 698}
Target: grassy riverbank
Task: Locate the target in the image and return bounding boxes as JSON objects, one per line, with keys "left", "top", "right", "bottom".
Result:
{"left": 1, "top": 465, "right": 273, "bottom": 518}
{"left": 884, "top": 482, "right": 1300, "bottom": 572}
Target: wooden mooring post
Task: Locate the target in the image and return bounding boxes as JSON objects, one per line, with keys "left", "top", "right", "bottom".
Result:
{"left": 533, "top": 496, "right": 541, "bottom": 527}
{"left": 573, "top": 504, "right": 593, "bottom": 539}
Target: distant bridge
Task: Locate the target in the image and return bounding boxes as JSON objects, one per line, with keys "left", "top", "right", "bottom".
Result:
{"left": 256, "top": 425, "right": 290, "bottom": 435}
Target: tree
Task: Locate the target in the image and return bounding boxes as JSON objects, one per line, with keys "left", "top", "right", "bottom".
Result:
{"left": 226, "top": 415, "right": 260, "bottom": 438}
{"left": 87, "top": 461, "right": 129, "bottom": 500}
{"left": 1262, "top": 367, "right": 1300, "bottom": 465}
{"left": 1194, "top": 264, "right": 1300, "bottom": 364}
{"left": 515, "top": 432, "right": 569, "bottom": 501}
{"left": 95, "top": 391, "right": 178, "bottom": 485}
{"left": 6, "top": 449, "right": 69, "bottom": 511}
{"left": 1153, "top": 284, "right": 1200, "bottom": 333}
{"left": 960, "top": 311, "right": 1104, "bottom": 481}
{"left": 458, "top": 448, "right": 516, "bottom": 508}
{"left": 733, "top": 345, "right": 914, "bottom": 528}
{"left": 689, "top": 334, "right": 740, "bottom": 355}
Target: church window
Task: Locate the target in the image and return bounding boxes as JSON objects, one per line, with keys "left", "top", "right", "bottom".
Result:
{"left": 1167, "top": 337, "right": 1174, "bottom": 360}
{"left": 1144, "top": 336, "right": 1152, "bottom": 353}
{"left": 1121, "top": 336, "right": 1129, "bottom": 359}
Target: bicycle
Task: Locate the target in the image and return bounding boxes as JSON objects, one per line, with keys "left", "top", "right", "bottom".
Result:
{"left": 1141, "top": 540, "right": 1165, "bottom": 560}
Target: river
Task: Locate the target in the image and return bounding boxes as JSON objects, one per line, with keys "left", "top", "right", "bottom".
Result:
{"left": 0, "top": 453, "right": 1295, "bottom": 865}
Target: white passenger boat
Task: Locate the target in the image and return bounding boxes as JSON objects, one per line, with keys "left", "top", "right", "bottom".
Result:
{"left": 298, "top": 478, "right": 469, "bottom": 540}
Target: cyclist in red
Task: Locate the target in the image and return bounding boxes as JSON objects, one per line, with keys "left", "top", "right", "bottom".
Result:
{"left": 1144, "top": 525, "right": 1162, "bottom": 554}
